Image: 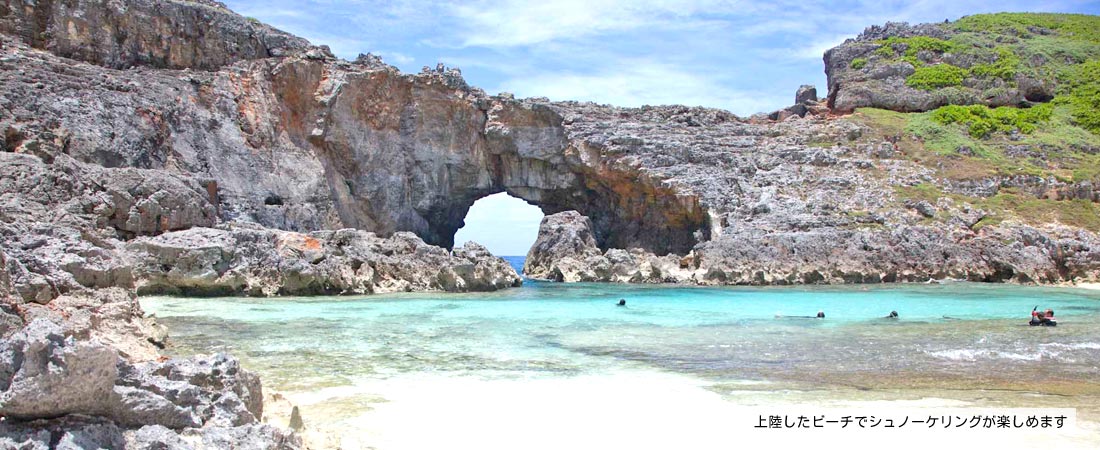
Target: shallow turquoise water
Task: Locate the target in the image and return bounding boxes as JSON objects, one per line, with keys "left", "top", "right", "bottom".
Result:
{"left": 144, "top": 277, "right": 1100, "bottom": 403}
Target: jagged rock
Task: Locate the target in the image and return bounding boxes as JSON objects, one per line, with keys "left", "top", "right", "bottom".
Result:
{"left": 127, "top": 224, "right": 520, "bottom": 296}
{"left": 906, "top": 200, "right": 937, "bottom": 218}
{"left": 796, "top": 85, "right": 818, "bottom": 104}
{"left": 524, "top": 211, "right": 604, "bottom": 282}
{"left": 0, "top": 0, "right": 311, "bottom": 71}
{"left": 0, "top": 416, "right": 126, "bottom": 450}
{"left": 18, "top": 288, "right": 161, "bottom": 361}
{"left": 0, "top": 319, "right": 299, "bottom": 449}
{"left": 525, "top": 211, "right": 698, "bottom": 283}
{"left": 126, "top": 425, "right": 194, "bottom": 450}
{"left": 0, "top": 319, "right": 119, "bottom": 420}
{"left": 524, "top": 212, "right": 1100, "bottom": 286}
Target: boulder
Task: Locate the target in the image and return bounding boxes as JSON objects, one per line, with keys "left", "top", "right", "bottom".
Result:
{"left": 796, "top": 85, "right": 818, "bottom": 104}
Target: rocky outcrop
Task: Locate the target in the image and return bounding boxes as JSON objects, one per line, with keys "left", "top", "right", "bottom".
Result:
{"left": 4, "top": 6, "right": 1098, "bottom": 296}
{"left": 823, "top": 21, "right": 1056, "bottom": 112}
{"left": 525, "top": 211, "right": 697, "bottom": 283}
{"left": 0, "top": 319, "right": 300, "bottom": 449}
{"left": 0, "top": 25, "right": 708, "bottom": 257}
{"left": 0, "top": 0, "right": 311, "bottom": 71}
{"left": 527, "top": 211, "right": 1100, "bottom": 285}
{"left": 128, "top": 225, "right": 521, "bottom": 296}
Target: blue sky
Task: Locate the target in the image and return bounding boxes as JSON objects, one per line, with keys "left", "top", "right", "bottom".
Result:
{"left": 223, "top": 0, "right": 1100, "bottom": 255}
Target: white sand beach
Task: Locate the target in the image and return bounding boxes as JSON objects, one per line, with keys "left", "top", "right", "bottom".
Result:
{"left": 269, "top": 370, "right": 1100, "bottom": 450}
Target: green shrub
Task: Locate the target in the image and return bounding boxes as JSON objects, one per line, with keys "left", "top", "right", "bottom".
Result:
{"left": 877, "top": 36, "right": 959, "bottom": 57}
{"left": 850, "top": 58, "right": 867, "bottom": 69}
{"left": 970, "top": 48, "right": 1021, "bottom": 80}
{"left": 1057, "top": 60, "right": 1100, "bottom": 134}
{"left": 874, "top": 46, "right": 895, "bottom": 58}
{"left": 906, "top": 64, "right": 968, "bottom": 90}
{"left": 930, "top": 104, "right": 1053, "bottom": 138}
{"left": 901, "top": 55, "right": 924, "bottom": 68}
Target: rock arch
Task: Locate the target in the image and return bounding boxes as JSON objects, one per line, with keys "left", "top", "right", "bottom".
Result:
{"left": 302, "top": 71, "right": 711, "bottom": 256}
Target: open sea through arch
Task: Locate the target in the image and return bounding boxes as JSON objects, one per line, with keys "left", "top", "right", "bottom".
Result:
{"left": 143, "top": 256, "right": 1100, "bottom": 448}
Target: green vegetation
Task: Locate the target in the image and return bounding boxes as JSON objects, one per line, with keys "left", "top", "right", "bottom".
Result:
{"left": 969, "top": 48, "right": 1020, "bottom": 80}
{"left": 905, "top": 64, "right": 968, "bottom": 90}
{"left": 1057, "top": 60, "right": 1100, "bottom": 134}
{"left": 859, "top": 13, "right": 1100, "bottom": 134}
{"left": 929, "top": 104, "right": 1052, "bottom": 138}
{"left": 844, "top": 14, "right": 1100, "bottom": 232}
{"left": 852, "top": 105, "right": 1100, "bottom": 183}
{"left": 896, "top": 183, "right": 1100, "bottom": 232}
{"left": 952, "top": 13, "right": 1100, "bottom": 43}
{"left": 876, "top": 36, "right": 959, "bottom": 57}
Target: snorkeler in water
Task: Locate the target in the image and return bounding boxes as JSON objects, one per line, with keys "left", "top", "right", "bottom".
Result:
{"left": 616, "top": 299, "right": 626, "bottom": 306}
{"left": 775, "top": 311, "right": 825, "bottom": 319}
{"left": 885, "top": 311, "right": 899, "bottom": 319}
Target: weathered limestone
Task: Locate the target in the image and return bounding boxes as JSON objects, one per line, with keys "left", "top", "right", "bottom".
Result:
{"left": 127, "top": 225, "right": 521, "bottom": 296}
{"left": 0, "top": 319, "right": 301, "bottom": 449}
{"left": 0, "top": 0, "right": 311, "bottom": 71}
{"left": 526, "top": 211, "right": 1100, "bottom": 285}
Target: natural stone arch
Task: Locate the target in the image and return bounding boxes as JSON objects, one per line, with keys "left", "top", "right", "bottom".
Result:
{"left": 293, "top": 67, "right": 711, "bottom": 256}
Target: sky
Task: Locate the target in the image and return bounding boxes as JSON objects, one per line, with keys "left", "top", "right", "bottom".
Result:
{"left": 223, "top": 0, "right": 1100, "bottom": 255}
{"left": 453, "top": 193, "right": 544, "bottom": 255}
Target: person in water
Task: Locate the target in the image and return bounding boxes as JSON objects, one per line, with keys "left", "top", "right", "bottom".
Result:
{"left": 1029, "top": 307, "right": 1058, "bottom": 326}
{"left": 885, "top": 311, "right": 899, "bottom": 319}
{"left": 616, "top": 299, "right": 626, "bottom": 306}
{"left": 774, "top": 311, "right": 825, "bottom": 319}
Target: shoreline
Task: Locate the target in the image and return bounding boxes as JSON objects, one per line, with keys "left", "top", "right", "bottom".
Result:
{"left": 1069, "top": 282, "right": 1100, "bottom": 291}
{"left": 260, "top": 370, "right": 1100, "bottom": 450}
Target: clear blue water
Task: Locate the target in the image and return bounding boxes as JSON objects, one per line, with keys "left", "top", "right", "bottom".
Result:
{"left": 146, "top": 275, "right": 1100, "bottom": 391}
{"left": 143, "top": 265, "right": 1100, "bottom": 418}
{"left": 501, "top": 255, "right": 526, "bottom": 275}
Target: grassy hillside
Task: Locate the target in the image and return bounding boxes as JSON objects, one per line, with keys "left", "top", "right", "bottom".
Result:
{"left": 869, "top": 13, "right": 1100, "bottom": 134}
{"left": 842, "top": 13, "right": 1100, "bottom": 232}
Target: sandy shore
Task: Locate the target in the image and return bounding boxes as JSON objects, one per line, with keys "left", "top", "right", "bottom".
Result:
{"left": 1072, "top": 282, "right": 1100, "bottom": 291}
{"left": 265, "top": 370, "right": 1100, "bottom": 450}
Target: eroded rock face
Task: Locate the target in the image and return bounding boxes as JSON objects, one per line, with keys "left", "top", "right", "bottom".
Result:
{"left": 0, "top": 0, "right": 311, "bottom": 71}
{"left": 0, "top": 29, "right": 709, "bottom": 257}
{"left": 526, "top": 211, "right": 1100, "bottom": 286}
{"left": 525, "top": 211, "right": 697, "bottom": 283}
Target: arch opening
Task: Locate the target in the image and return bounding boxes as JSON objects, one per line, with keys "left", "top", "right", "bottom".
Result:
{"left": 453, "top": 192, "right": 544, "bottom": 257}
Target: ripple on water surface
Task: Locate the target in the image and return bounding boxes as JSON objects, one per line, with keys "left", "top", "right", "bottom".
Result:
{"left": 143, "top": 282, "right": 1100, "bottom": 410}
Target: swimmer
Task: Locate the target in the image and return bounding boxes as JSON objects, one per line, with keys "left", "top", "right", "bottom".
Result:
{"left": 616, "top": 299, "right": 626, "bottom": 306}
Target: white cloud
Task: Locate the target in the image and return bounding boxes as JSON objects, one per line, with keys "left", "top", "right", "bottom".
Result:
{"left": 789, "top": 34, "right": 854, "bottom": 60}
{"left": 493, "top": 59, "right": 784, "bottom": 115}
{"left": 449, "top": 0, "right": 737, "bottom": 48}
{"left": 377, "top": 50, "right": 415, "bottom": 65}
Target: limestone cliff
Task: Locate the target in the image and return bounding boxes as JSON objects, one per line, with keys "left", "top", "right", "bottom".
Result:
{"left": 3, "top": 5, "right": 1099, "bottom": 292}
